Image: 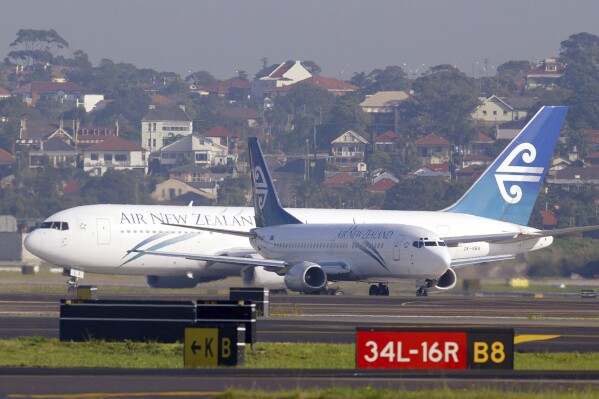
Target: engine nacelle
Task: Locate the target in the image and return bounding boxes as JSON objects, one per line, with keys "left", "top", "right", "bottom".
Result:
{"left": 241, "top": 266, "right": 287, "bottom": 290}
{"left": 147, "top": 275, "right": 199, "bottom": 289}
{"left": 434, "top": 268, "right": 457, "bottom": 290}
{"left": 283, "top": 261, "right": 327, "bottom": 293}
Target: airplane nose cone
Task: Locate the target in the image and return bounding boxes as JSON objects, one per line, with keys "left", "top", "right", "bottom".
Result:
{"left": 24, "top": 231, "right": 42, "bottom": 256}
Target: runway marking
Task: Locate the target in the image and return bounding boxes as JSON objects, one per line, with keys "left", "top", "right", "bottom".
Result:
{"left": 8, "top": 392, "right": 222, "bottom": 398}
{"left": 514, "top": 334, "right": 561, "bottom": 344}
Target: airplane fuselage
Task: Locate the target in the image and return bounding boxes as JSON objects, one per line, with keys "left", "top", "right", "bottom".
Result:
{"left": 25, "top": 203, "right": 552, "bottom": 279}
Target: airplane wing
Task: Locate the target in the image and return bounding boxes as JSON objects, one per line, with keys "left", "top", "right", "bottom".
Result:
{"left": 162, "top": 223, "right": 257, "bottom": 238}
{"left": 443, "top": 224, "right": 599, "bottom": 245}
{"left": 131, "top": 249, "right": 287, "bottom": 270}
{"left": 451, "top": 254, "right": 515, "bottom": 268}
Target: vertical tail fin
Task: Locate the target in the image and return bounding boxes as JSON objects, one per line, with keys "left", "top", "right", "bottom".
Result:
{"left": 248, "top": 137, "right": 302, "bottom": 227}
{"left": 444, "top": 106, "right": 568, "bottom": 225}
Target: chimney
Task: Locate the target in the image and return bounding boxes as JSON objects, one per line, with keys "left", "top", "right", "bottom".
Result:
{"left": 20, "top": 118, "right": 26, "bottom": 139}
{"left": 149, "top": 104, "right": 155, "bottom": 110}
{"left": 115, "top": 119, "right": 120, "bottom": 136}
{"left": 179, "top": 105, "right": 186, "bottom": 113}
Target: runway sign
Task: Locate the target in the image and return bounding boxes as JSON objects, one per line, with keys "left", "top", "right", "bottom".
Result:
{"left": 184, "top": 325, "right": 245, "bottom": 367}
{"left": 356, "top": 327, "right": 513, "bottom": 370}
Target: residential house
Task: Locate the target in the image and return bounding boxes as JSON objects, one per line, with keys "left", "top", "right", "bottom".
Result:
{"left": 539, "top": 210, "right": 558, "bottom": 230}
{"left": 548, "top": 157, "right": 571, "bottom": 177}
{"left": 152, "top": 178, "right": 216, "bottom": 203}
{"left": 76, "top": 122, "right": 119, "bottom": 151}
{"left": 0, "top": 87, "right": 10, "bottom": 99}
{"left": 330, "top": 130, "right": 369, "bottom": 170}
{"left": 496, "top": 120, "right": 527, "bottom": 140}
{"left": 324, "top": 172, "right": 357, "bottom": 188}
{"left": 218, "top": 107, "right": 261, "bottom": 128}
{"left": 204, "top": 78, "right": 251, "bottom": 102}
{"left": 169, "top": 164, "right": 211, "bottom": 183}
{"left": 156, "top": 133, "right": 232, "bottom": 169}
{"left": 546, "top": 166, "right": 599, "bottom": 186}
{"left": 11, "top": 81, "right": 103, "bottom": 111}
{"left": 526, "top": 58, "right": 566, "bottom": 90}
{"left": 0, "top": 148, "right": 16, "bottom": 178}
{"left": 141, "top": 105, "right": 193, "bottom": 152}
{"left": 83, "top": 136, "right": 147, "bottom": 176}
{"left": 471, "top": 95, "right": 536, "bottom": 125}
{"left": 415, "top": 134, "right": 451, "bottom": 164}
{"left": 455, "top": 164, "right": 485, "bottom": 182}
{"left": 461, "top": 153, "right": 493, "bottom": 168}
{"left": 584, "top": 130, "right": 599, "bottom": 152}
{"left": 413, "top": 163, "right": 451, "bottom": 178}
{"left": 360, "top": 91, "right": 410, "bottom": 133}
{"left": 465, "top": 132, "right": 495, "bottom": 155}
{"left": 373, "top": 130, "right": 400, "bottom": 154}
{"left": 273, "top": 75, "right": 357, "bottom": 97}
{"left": 371, "top": 168, "right": 399, "bottom": 184}
{"left": 252, "top": 61, "right": 312, "bottom": 99}
{"left": 203, "top": 126, "right": 239, "bottom": 149}
{"left": 29, "top": 137, "right": 77, "bottom": 168}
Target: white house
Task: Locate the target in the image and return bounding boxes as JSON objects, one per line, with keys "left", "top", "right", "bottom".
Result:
{"left": 83, "top": 136, "right": 148, "bottom": 176}
{"left": 251, "top": 61, "right": 312, "bottom": 99}
{"left": 141, "top": 105, "right": 193, "bottom": 153}
{"left": 157, "top": 133, "right": 233, "bottom": 168}
{"left": 471, "top": 95, "right": 536, "bottom": 124}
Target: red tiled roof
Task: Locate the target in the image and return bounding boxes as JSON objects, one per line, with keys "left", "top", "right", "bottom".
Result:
{"left": 374, "top": 130, "right": 399, "bottom": 142}
{"left": 0, "top": 87, "right": 10, "bottom": 96}
{"left": 12, "top": 81, "right": 87, "bottom": 94}
{"left": 425, "top": 163, "right": 449, "bottom": 172}
{"left": 205, "top": 78, "right": 251, "bottom": 94}
{"left": 415, "top": 134, "right": 450, "bottom": 146}
{"left": 539, "top": 210, "right": 557, "bottom": 226}
{"left": 270, "top": 62, "right": 294, "bottom": 78}
{"left": 473, "top": 132, "right": 494, "bottom": 143}
{"left": 86, "top": 136, "right": 145, "bottom": 152}
{"left": 324, "top": 173, "right": 356, "bottom": 187}
{"left": 368, "top": 178, "right": 397, "bottom": 192}
{"left": 0, "top": 148, "right": 16, "bottom": 163}
{"left": 584, "top": 130, "right": 599, "bottom": 144}
{"left": 203, "top": 126, "right": 238, "bottom": 138}
{"left": 63, "top": 181, "right": 81, "bottom": 194}
{"left": 219, "top": 107, "right": 260, "bottom": 120}
{"left": 150, "top": 95, "right": 175, "bottom": 106}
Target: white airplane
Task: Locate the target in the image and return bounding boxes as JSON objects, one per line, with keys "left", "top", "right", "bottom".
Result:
{"left": 24, "top": 106, "right": 599, "bottom": 295}
{"left": 134, "top": 137, "right": 453, "bottom": 296}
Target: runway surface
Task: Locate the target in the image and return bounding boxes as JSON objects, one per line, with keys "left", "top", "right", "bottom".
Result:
{"left": 1, "top": 292, "right": 599, "bottom": 398}
{"left": 0, "top": 292, "right": 598, "bottom": 351}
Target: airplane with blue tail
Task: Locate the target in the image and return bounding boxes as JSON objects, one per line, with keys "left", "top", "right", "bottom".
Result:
{"left": 24, "top": 106, "right": 599, "bottom": 295}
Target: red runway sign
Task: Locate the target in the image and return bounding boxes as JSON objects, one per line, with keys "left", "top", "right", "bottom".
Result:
{"left": 356, "top": 328, "right": 513, "bottom": 370}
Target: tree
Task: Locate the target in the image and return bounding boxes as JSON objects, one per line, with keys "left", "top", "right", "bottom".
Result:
{"left": 349, "top": 71, "right": 373, "bottom": 88}
{"left": 7, "top": 29, "right": 69, "bottom": 66}
{"left": 559, "top": 32, "right": 599, "bottom": 91}
{"left": 495, "top": 60, "right": 530, "bottom": 95}
{"left": 402, "top": 64, "right": 479, "bottom": 144}
{"left": 301, "top": 60, "right": 321, "bottom": 75}
{"left": 320, "top": 92, "right": 370, "bottom": 147}
{"left": 185, "top": 71, "right": 217, "bottom": 88}
{"left": 217, "top": 176, "right": 250, "bottom": 206}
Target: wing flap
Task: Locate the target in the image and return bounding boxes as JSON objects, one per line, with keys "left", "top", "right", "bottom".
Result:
{"left": 451, "top": 254, "right": 516, "bottom": 268}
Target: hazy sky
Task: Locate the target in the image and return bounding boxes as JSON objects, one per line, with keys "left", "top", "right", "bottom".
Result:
{"left": 1, "top": 0, "right": 597, "bottom": 80}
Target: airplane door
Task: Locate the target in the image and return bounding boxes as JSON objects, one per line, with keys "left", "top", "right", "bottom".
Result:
{"left": 393, "top": 236, "right": 405, "bottom": 261}
{"left": 96, "top": 218, "right": 111, "bottom": 245}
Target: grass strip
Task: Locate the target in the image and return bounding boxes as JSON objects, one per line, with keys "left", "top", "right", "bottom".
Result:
{"left": 1, "top": 337, "right": 599, "bottom": 370}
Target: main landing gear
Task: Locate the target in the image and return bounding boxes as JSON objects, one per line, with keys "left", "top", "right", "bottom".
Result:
{"left": 368, "top": 283, "right": 389, "bottom": 296}
{"left": 415, "top": 278, "right": 436, "bottom": 297}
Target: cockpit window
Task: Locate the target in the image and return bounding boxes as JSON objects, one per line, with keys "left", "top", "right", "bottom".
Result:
{"left": 40, "top": 221, "right": 69, "bottom": 231}
{"left": 413, "top": 237, "right": 444, "bottom": 249}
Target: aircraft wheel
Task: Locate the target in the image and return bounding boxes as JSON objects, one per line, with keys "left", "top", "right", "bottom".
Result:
{"left": 369, "top": 285, "right": 380, "bottom": 296}
{"left": 416, "top": 287, "right": 428, "bottom": 297}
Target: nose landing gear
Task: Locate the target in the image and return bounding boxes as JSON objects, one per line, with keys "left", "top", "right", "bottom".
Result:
{"left": 415, "top": 278, "right": 437, "bottom": 297}
{"left": 368, "top": 283, "right": 389, "bottom": 296}
{"left": 63, "top": 268, "right": 85, "bottom": 288}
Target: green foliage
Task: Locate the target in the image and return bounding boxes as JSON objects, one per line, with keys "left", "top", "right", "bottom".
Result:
{"left": 185, "top": 70, "right": 217, "bottom": 87}
{"left": 405, "top": 64, "right": 479, "bottom": 144}
{"left": 80, "top": 170, "right": 153, "bottom": 204}
{"left": 495, "top": 60, "right": 530, "bottom": 95}
{"left": 301, "top": 60, "right": 321, "bottom": 75}
{"left": 382, "top": 177, "right": 469, "bottom": 211}
{"left": 527, "top": 236, "right": 599, "bottom": 278}
{"left": 217, "top": 176, "right": 250, "bottom": 206}
{"left": 7, "top": 29, "right": 68, "bottom": 66}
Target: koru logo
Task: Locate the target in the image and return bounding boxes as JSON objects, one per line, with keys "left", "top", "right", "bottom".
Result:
{"left": 253, "top": 166, "right": 268, "bottom": 209}
{"left": 494, "top": 143, "right": 544, "bottom": 204}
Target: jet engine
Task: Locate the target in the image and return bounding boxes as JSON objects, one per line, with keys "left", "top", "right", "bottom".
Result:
{"left": 434, "top": 268, "right": 457, "bottom": 290}
{"left": 241, "top": 265, "right": 286, "bottom": 290}
{"left": 146, "top": 275, "right": 199, "bottom": 289}
{"left": 283, "top": 261, "right": 327, "bottom": 293}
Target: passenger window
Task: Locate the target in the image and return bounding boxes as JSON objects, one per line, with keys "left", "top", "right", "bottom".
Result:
{"left": 438, "top": 241, "right": 447, "bottom": 246}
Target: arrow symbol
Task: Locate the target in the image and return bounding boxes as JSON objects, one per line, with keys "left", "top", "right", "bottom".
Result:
{"left": 191, "top": 340, "right": 201, "bottom": 355}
